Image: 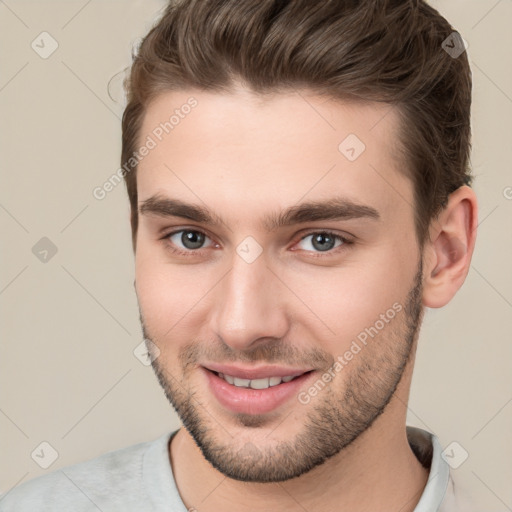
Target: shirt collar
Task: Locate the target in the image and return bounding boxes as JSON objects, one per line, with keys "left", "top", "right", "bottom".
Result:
{"left": 407, "top": 426, "right": 451, "bottom": 512}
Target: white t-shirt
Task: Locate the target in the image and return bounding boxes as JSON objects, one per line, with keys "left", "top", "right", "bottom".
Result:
{"left": 0, "top": 426, "right": 475, "bottom": 511}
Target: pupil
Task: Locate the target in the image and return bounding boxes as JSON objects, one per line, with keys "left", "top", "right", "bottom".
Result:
{"left": 182, "top": 230, "right": 204, "bottom": 249}
{"left": 312, "top": 233, "right": 335, "bottom": 252}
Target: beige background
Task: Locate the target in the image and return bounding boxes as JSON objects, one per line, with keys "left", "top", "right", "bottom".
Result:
{"left": 1, "top": 0, "right": 511, "bottom": 509}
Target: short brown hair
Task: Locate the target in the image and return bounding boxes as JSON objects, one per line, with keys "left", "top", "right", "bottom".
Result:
{"left": 122, "top": 0, "right": 472, "bottom": 250}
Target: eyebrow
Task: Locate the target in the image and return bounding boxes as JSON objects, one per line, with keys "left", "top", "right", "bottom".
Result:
{"left": 139, "top": 195, "right": 380, "bottom": 231}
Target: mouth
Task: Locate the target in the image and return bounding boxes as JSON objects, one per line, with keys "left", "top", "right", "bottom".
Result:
{"left": 201, "top": 365, "right": 316, "bottom": 415}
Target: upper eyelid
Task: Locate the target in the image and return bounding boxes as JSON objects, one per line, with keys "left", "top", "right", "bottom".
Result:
{"left": 164, "top": 228, "right": 216, "bottom": 244}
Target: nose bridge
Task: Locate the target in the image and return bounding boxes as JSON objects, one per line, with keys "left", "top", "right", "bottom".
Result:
{"left": 211, "top": 250, "right": 288, "bottom": 350}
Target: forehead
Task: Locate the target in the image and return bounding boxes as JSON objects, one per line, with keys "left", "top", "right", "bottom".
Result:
{"left": 136, "top": 88, "right": 413, "bottom": 227}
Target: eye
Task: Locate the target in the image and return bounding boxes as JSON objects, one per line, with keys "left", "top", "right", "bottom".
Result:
{"left": 164, "top": 229, "right": 215, "bottom": 255}
{"left": 294, "top": 231, "right": 350, "bottom": 254}
{"left": 161, "top": 228, "right": 352, "bottom": 258}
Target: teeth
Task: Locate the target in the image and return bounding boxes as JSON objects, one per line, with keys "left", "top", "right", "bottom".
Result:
{"left": 217, "top": 372, "right": 301, "bottom": 388}
{"left": 233, "top": 377, "right": 251, "bottom": 387}
{"left": 249, "top": 378, "right": 269, "bottom": 389}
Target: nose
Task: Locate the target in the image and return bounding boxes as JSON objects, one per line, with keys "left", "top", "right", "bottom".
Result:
{"left": 210, "top": 250, "right": 290, "bottom": 352}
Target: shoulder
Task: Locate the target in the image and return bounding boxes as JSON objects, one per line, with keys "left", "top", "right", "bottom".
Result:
{"left": 0, "top": 437, "right": 160, "bottom": 512}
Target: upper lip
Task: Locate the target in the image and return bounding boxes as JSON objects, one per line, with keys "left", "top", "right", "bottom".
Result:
{"left": 203, "top": 363, "right": 313, "bottom": 380}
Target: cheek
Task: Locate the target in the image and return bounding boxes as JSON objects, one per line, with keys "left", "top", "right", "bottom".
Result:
{"left": 285, "top": 254, "right": 414, "bottom": 351}
{"left": 135, "top": 249, "right": 216, "bottom": 342}
{"left": 135, "top": 249, "right": 182, "bottom": 336}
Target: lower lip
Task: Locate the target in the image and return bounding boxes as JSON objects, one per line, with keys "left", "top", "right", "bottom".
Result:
{"left": 203, "top": 367, "right": 314, "bottom": 415}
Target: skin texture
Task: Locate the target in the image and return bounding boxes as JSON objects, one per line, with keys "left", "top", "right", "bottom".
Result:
{"left": 133, "top": 86, "right": 478, "bottom": 511}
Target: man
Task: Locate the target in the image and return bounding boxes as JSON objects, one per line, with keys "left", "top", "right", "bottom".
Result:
{"left": 1, "top": 0, "right": 478, "bottom": 510}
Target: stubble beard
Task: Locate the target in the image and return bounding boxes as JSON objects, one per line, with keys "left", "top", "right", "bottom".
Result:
{"left": 142, "top": 260, "right": 424, "bottom": 482}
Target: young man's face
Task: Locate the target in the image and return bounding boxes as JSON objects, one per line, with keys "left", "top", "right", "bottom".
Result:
{"left": 134, "top": 87, "right": 425, "bottom": 482}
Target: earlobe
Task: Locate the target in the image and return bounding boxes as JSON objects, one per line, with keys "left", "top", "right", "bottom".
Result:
{"left": 422, "top": 186, "right": 478, "bottom": 308}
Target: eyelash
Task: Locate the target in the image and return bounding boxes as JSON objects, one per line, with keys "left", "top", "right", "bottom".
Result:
{"left": 161, "top": 228, "right": 353, "bottom": 258}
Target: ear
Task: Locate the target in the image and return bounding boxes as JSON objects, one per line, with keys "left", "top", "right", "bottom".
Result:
{"left": 422, "top": 185, "right": 478, "bottom": 308}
